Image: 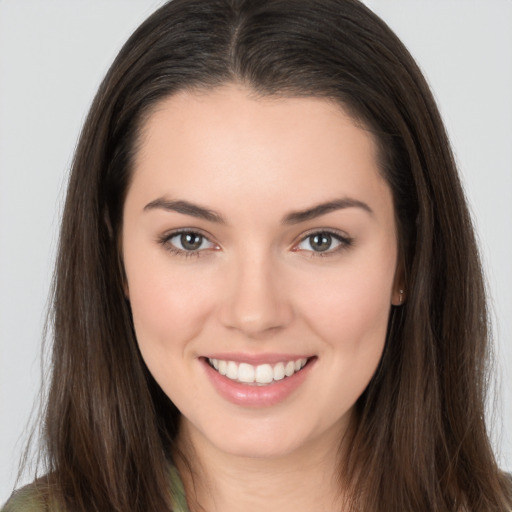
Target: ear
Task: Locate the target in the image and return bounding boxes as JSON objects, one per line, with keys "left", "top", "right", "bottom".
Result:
{"left": 123, "top": 277, "right": 130, "bottom": 301}
{"left": 391, "top": 286, "right": 405, "bottom": 306}
{"left": 391, "top": 258, "right": 406, "bottom": 306}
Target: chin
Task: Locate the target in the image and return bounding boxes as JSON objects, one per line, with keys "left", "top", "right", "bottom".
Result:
{"left": 212, "top": 432, "right": 306, "bottom": 460}
{"left": 184, "top": 410, "right": 344, "bottom": 463}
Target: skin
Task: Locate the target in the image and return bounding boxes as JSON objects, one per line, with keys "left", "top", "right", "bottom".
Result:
{"left": 122, "top": 84, "right": 401, "bottom": 512}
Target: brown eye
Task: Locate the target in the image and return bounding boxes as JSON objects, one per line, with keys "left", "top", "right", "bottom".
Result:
{"left": 295, "top": 231, "right": 352, "bottom": 255}
{"left": 309, "top": 233, "right": 333, "bottom": 252}
{"left": 165, "top": 231, "right": 215, "bottom": 253}
{"left": 180, "top": 232, "right": 203, "bottom": 251}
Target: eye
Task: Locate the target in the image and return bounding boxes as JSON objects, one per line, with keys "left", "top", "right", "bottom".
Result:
{"left": 295, "top": 231, "right": 352, "bottom": 255}
{"left": 160, "top": 230, "right": 217, "bottom": 256}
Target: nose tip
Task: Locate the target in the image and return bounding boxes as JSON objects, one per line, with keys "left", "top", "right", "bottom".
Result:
{"left": 218, "top": 260, "right": 293, "bottom": 338}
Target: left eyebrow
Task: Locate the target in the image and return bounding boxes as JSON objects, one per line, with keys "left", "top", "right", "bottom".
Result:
{"left": 283, "top": 198, "right": 373, "bottom": 225}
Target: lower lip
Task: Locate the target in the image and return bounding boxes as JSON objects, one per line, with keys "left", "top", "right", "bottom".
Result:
{"left": 201, "top": 357, "right": 315, "bottom": 407}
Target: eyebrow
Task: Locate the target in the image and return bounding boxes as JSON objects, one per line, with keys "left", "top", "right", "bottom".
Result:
{"left": 143, "top": 197, "right": 373, "bottom": 224}
{"left": 144, "top": 198, "right": 227, "bottom": 223}
{"left": 283, "top": 198, "right": 373, "bottom": 224}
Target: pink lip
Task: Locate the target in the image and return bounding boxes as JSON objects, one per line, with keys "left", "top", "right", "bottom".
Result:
{"left": 200, "top": 356, "right": 316, "bottom": 408}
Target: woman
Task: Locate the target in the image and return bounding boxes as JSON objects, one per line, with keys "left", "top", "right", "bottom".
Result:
{"left": 2, "top": 0, "right": 511, "bottom": 510}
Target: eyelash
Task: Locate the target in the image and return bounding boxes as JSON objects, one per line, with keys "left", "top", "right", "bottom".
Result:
{"left": 158, "top": 229, "right": 353, "bottom": 258}
{"left": 294, "top": 229, "right": 353, "bottom": 258}
{"left": 158, "top": 229, "right": 217, "bottom": 259}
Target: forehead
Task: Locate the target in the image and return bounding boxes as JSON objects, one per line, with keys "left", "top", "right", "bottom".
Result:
{"left": 130, "top": 84, "right": 391, "bottom": 219}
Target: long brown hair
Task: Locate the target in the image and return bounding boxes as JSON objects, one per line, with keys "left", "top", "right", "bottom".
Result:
{"left": 19, "top": 0, "right": 512, "bottom": 510}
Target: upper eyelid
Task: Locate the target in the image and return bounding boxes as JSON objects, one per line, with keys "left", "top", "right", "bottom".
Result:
{"left": 161, "top": 227, "right": 215, "bottom": 241}
{"left": 296, "top": 228, "right": 352, "bottom": 243}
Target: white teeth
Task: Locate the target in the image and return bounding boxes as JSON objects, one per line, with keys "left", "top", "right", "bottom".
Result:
{"left": 255, "top": 364, "right": 273, "bottom": 384}
{"left": 208, "top": 357, "right": 309, "bottom": 385}
{"left": 226, "top": 361, "right": 238, "bottom": 380}
{"left": 238, "top": 363, "right": 255, "bottom": 383}
{"left": 273, "top": 362, "right": 285, "bottom": 381}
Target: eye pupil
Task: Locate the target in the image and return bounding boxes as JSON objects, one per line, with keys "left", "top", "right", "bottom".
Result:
{"left": 181, "top": 233, "right": 202, "bottom": 250}
{"left": 310, "top": 233, "right": 332, "bottom": 252}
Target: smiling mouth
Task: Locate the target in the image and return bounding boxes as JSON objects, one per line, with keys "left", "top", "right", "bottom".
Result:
{"left": 206, "top": 357, "right": 310, "bottom": 386}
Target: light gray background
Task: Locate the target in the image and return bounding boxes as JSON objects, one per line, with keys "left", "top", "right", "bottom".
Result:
{"left": 1, "top": 0, "right": 511, "bottom": 503}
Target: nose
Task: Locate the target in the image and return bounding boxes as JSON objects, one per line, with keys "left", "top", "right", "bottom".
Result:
{"left": 218, "top": 250, "right": 294, "bottom": 338}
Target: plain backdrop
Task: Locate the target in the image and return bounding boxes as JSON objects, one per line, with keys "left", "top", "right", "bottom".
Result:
{"left": 1, "top": 0, "right": 511, "bottom": 503}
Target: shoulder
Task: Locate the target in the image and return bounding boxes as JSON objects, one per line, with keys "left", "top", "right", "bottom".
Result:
{"left": 1, "top": 483, "right": 58, "bottom": 512}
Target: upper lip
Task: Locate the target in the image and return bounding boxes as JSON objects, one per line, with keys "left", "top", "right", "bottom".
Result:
{"left": 202, "top": 353, "right": 314, "bottom": 365}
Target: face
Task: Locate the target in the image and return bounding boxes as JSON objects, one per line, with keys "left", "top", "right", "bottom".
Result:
{"left": 122, "top": 85, "right": 401, "bottom": 461}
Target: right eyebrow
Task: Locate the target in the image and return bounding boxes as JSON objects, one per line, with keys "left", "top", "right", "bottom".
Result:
{"left": 143, "top": 198, "right": 227, "bottom": 224}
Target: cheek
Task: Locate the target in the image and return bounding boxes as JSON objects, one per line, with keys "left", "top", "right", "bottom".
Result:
{"left": 295, "top": 252, "right": 395, "bottom": 358}
{"left": 125, "top": 260, "right": 223, "bottom": 406}
{"left": 292, "top": 260, "right": 394, "bottom": 418}
{"left": 125, "top": 251, "right": 218, "bottom": 357}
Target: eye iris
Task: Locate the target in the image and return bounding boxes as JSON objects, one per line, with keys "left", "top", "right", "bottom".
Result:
{"left": 181, "top": 233, "right": 203, "bottom": 250}
{"left": 310, "top": 233, "right": 332, "bottom": 252}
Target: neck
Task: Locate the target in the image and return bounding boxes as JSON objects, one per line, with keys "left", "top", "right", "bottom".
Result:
{"left": 174, "top": 420, "right": 350, "bottom": 512}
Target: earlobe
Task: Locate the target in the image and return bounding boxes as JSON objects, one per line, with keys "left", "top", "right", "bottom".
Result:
{"left": 392, "top": 252, "right": 406, "bottom": 306}
{"left": 392, "top": 287, "right": 405, "bottom": 306}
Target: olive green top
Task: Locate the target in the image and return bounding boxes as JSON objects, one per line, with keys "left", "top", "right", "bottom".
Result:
{"left": 1, "top": 465, "right": 190, "bottom": 512}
